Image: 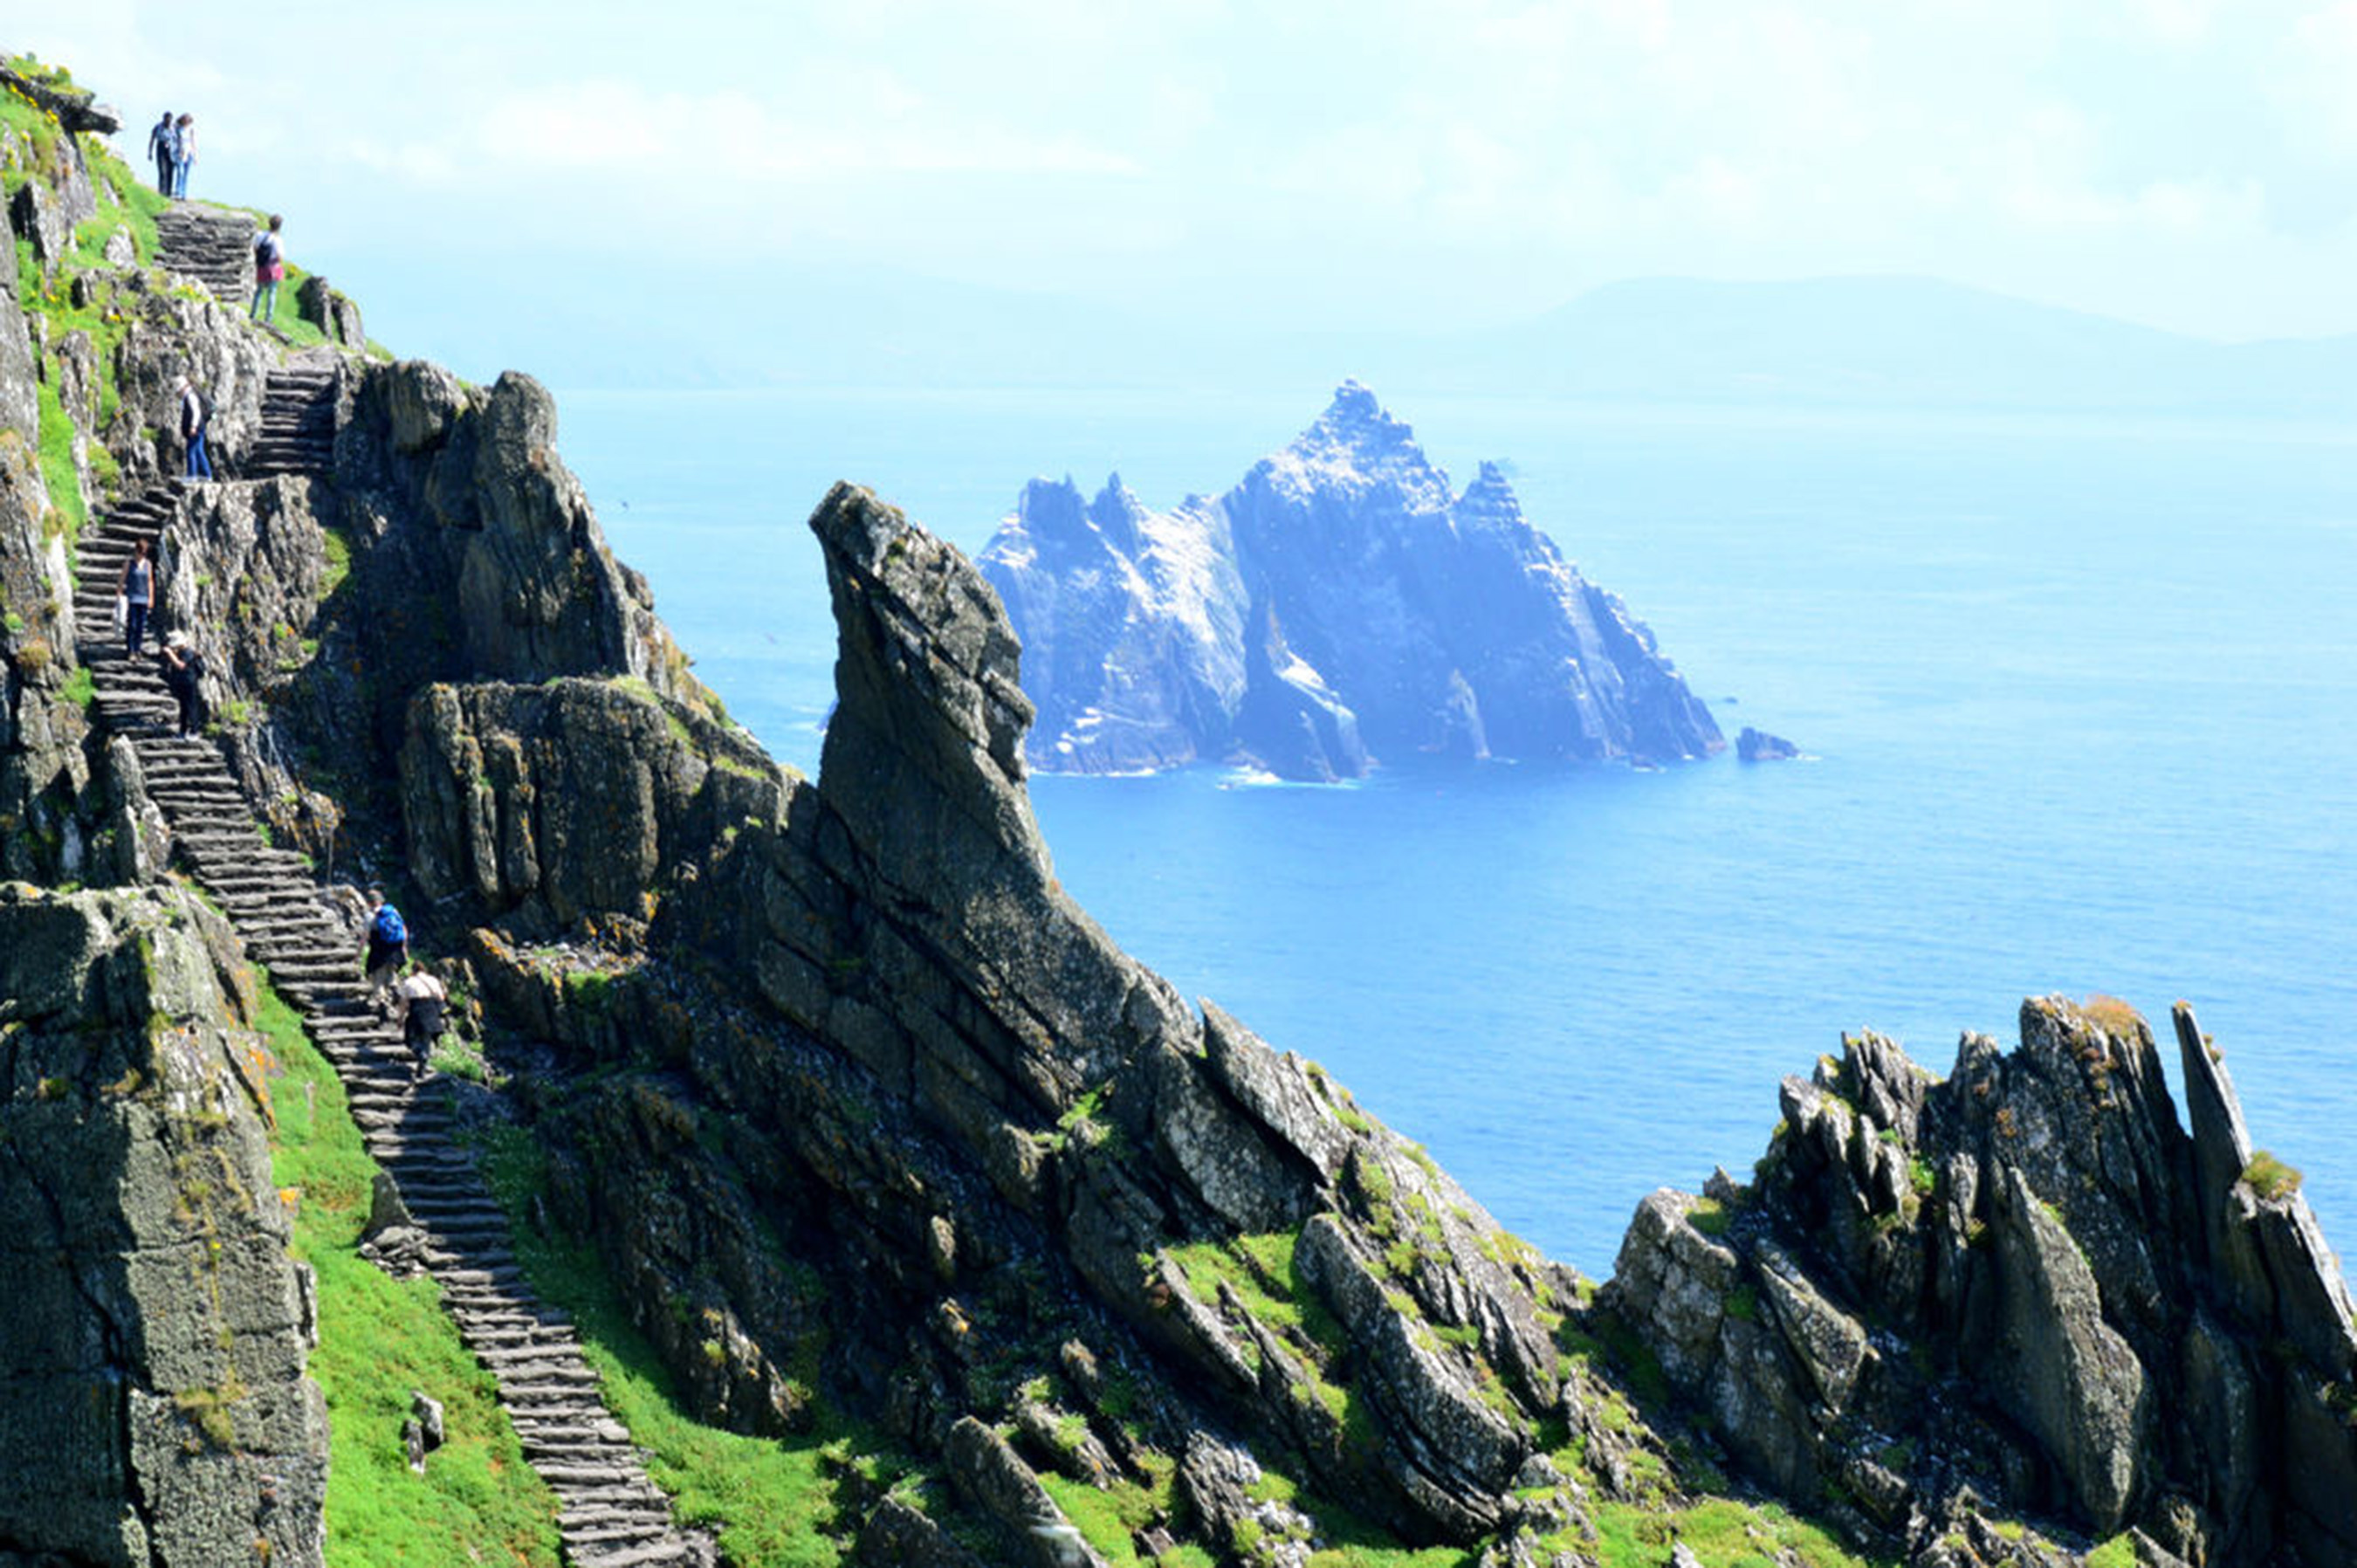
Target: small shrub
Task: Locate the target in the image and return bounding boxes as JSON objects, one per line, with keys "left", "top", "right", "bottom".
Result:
{"left": 2244, "top": 1150, "right": 2304, "bottom": 1203}
{"left": 2078, "top": 994, "right": 2144, "bottom": 1035}
{"left": 1686, "top": 1198, "right": 1731, "bottom": 1239}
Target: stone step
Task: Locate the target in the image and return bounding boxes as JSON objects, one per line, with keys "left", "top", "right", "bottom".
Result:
{"left": 566, "top": 1523, "right": 676, "bottom": 1550}
{"left": 567, "top": 1538, "right": 697, "bottom": 1568}
{"left": 405, "top": 1197, "right": 507, "bottom": 1221}
{"left": 563, "top": 1509, "right": 684, "bottom": 1528}
{"left": 459, "top": 1323, "right": 579, "bottom": 1347}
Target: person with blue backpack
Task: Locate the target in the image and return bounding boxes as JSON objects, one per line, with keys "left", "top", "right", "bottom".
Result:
{"left": 364, "top": 888, "right": 409, "bottom": 1005}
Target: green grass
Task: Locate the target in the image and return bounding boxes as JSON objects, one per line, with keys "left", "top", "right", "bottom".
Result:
{"left": 258, "top": 977, "right": 566, "bottom": 1566}
{"left": 2244, "top": 1149, "right": 2304, "bottom": 1202}
{"left": 1558, "top": 1496, "right": 1879, "bottom": 1568}
{"left": 474, "top": 1123, "right": 888, "bottom": 1565}
{"left": 2081, "top": 1535, "right": 2135, "bottom": 1568}
{"left": 62, "top": 664, "right": 94, "bottom": 709}
{"left": 33, "top": 372, "right": 84, "bottom": 542}
{"left": 1686, "top": 1197, "right": 1733, "bottom": 1239}
{"left": 1036, "top": 1474, "right": 1151, "bottom": 1566}
{"left": 320, "top": 525, "right": 353, "bottom": 596}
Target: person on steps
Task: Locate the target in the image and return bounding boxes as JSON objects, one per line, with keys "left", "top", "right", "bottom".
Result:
{"left": 156, "top": 631, "right": 205, "bottom": 738}
{"left": 148, "top": 111, "right": 177, "bottom": 195}
{"left": 119, "top": 538, "right": 154, "bottom": 659}
{"left": 251, "top": 215, "right": 286, "bottom": 324}
{"left": 395, "top": 968, "right": 450, "bottom": 1078}
{"left": 172, "top": 113, "right": 196, "bottom": 198}
{"left": 364, "top": 890, "right": 409, "bottom": 1008}
{"left": 177, "top": 375, "right": 212, "bottom": 480}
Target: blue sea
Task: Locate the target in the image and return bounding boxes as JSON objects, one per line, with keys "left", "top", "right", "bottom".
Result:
{"left": 554, "top": 386, "right": 2357, "bottom": 1278}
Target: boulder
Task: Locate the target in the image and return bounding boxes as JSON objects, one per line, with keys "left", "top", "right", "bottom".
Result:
{"left": 1735, "top": 726, "right": 1799, "bottom": 760}
{"left": 295, "top": 273, "right": 364, "bottom": 347}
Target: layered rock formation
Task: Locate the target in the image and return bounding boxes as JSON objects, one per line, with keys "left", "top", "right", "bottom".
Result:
{"left": 979, "top": 382, "right": 1723, "bottom": 780}
{"left": 0, "top": 884, "right": 328, "bottom": 1568}
{"left": 1611, "top": 1000, "right": 2357, "bottom": 1565}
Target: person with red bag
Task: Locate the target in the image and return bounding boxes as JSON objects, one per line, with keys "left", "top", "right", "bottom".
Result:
{"left": 251, "top": 215, "right": 287, "bottom": 325}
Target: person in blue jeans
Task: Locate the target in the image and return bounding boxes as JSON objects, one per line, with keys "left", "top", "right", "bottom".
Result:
{"left": 251, "top": 216, "right": 285, "bottom": 323}
{"left": 118, "top": 538, "right": 155, "bottom": 658}
{"left": 178, "top": 376, "right": 212, "bottom": 480}
{"left": 172, "top": 113, "right": 196, "bottom": 198}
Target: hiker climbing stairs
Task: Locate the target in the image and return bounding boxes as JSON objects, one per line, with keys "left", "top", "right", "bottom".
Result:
{"left": 69, "top": 481, "right": 183, "bottom": 730}
{"left": 154, "top": 203, "right": 258, "bottom": 309}
{"left": 68, "top": 497, "right": 711, "bottom": 1568}
{"left": 250, "top": 359, "right": 340, "bottom": 478}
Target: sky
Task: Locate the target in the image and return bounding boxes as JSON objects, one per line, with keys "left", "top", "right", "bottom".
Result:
{"left": 25, "top": 2, "right": 2357, "bottom": 375}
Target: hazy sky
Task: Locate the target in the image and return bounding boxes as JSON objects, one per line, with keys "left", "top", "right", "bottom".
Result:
{"left": 31, "top": 1, "right": 2357, "bottom": 351}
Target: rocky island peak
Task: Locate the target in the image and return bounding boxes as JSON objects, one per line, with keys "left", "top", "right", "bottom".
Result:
{"left": 981, "top": 381, "right": 1723, "bottom": 780}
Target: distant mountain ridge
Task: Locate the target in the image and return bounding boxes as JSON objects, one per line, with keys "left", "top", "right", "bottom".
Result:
{"left": 490, "top": 264, "right": 2357, "bottom": 413}
{"left": 979, "top": 383, "right": 1722, "bottom": 781}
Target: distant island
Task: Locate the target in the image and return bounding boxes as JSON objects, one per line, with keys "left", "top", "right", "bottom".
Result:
{"left": 979, "top": 382, "right": 1723, "bottom": 781}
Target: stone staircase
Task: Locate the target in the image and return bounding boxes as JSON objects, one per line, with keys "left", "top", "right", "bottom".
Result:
{"left": 70, "top": 481, "right": 185, "bottom": 729}
{"left": 68, "top": 492, "right": 711, "bottom": 1568}
{"left": 251, "top": 359, "right": 339, "bottom": 478}
{"left": 154, "top": 202, "right": 258, "bottom": 309}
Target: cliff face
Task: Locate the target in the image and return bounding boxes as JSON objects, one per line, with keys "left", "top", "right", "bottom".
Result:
{"left": 413, "top": 483, "right": 1588, "bottom": 1554}
{"left": 0, "top": 884, "right": 329, "bottom": 1568}
{"left": 1611, "top": 1001, "right": 2357, "bottom": 1567}
{"left": 979, "top": 382, "right": 1722, "bottom": 780}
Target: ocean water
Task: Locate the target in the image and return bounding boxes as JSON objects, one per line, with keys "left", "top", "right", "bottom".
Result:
{"left": 555, "top": 385, "right": 2357, "bottom": 1277}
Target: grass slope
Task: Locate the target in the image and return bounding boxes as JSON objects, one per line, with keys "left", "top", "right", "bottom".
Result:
{"left": 258, "top": 978, "right": 566, "bottom": 1566}
{"left": 475, "top": 1124, "right": 887, "bottom": 1567}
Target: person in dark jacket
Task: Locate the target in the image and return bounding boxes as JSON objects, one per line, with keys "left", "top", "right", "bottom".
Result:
{"left": 363, "top": 889, "right": 409, "bottom": 1007}
{"left": 156, "top": 630, "right": 204, "bottom": 738}
{"left": 148, "top": 111, "right": 176, "bottom": 195}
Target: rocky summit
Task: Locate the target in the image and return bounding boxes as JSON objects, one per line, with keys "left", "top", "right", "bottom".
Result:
{"left": 979, "top": 382, "right": 1724, "bottom": 781}
{"left": 3, "top": 50, "right": 2351, "bottom": 1568}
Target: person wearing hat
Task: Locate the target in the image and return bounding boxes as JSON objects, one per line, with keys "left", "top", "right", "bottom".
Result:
{"left": 156, "top": 630, "right": 205, "bottom": 738}
{"left": 176, "top": 375, "right": 213, "bottom": 481}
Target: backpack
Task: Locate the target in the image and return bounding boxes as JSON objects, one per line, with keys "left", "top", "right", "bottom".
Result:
{"left": 254, "top": 233, "right": 278, "bottom": 266}
{"left": 372, "top": 904, "right": 407, "bottom": 946}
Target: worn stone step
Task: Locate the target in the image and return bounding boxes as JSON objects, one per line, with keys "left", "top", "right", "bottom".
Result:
{"left": 566, "top": 1538, "right": 695, "bottom": 1568}
{"left": 561, "top": 1506, "right": 677, "bottom": 1531}
{"left": 405, "top": 1195, "right": 506, "bottom": 1218}
{"left": 566, "top": 1524, "right": 675, "bottom": 1551}
{"left": 469, "top": 1336, "right": 586, "bottom": 1365}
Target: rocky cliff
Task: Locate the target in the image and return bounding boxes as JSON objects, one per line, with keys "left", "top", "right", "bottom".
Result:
{"left": 3, "top": 48, "right": 2350, "bottom": 1568}
{"left": 1611, "top": 1000, "right": 2357, "bottom": 1568}
{"left": 0, "top": 884, "right": 328, "bottom": 1568}
{"left": 979, "top": 382, "right": 1724, "bottom": 781}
